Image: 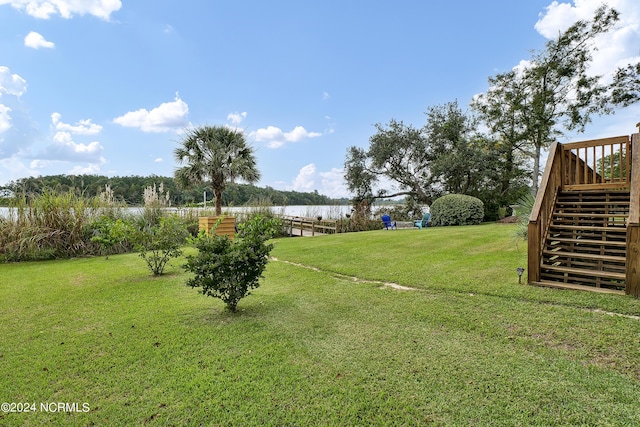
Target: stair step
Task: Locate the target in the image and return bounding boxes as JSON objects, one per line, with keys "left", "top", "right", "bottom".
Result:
{"left": 542, "top": 250, "right": 626, "bottom": 263}
{"left": 557, "top": 198, "right": 630, "bottom": 205}
{"left": 545, "top": 247, "right": 626, "bottom": 259}
{"left": 556, "top": 200, "right": 630, "bottom": 205}
{"left": 540, "top": 265, "right": 626, "bottom": 280}
{"left": 549, "top": 224, "right": 627, "bottom": 232}
{"left": 558, "top": 190, "right": 630, "bottom": 196}
{"left": 553, "top": 213, "right": 628, "bottom": 218}
{"left": 558, "top": 194, "right": 630, "bottom": 199}
{"left": 547, "top": 237, "right": 627, "bottom": 247}
{"left": 551, "top": 222, "right": 627, "bottom": 228}
{"left": 530, "top": 281, "right": 625, "bottom": 294}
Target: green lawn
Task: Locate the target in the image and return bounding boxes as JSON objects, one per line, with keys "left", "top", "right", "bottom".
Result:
{"left": 1, "top": 224, "right": 640, "bottom": 426}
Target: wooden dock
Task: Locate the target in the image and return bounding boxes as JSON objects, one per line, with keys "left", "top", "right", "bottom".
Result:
{"left": 278, "top": 215, "right": 337, "bottom": 237}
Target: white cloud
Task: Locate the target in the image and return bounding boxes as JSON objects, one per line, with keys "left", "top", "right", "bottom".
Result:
{"left": 534, "top": 1, "right": 582, "bottom": 38}
{"left": 0, "top": 67, "right": 28, "bottom": 153}
{"left": 0, "top": 66, "right": 27, "bottom": 97}
{"left": 319, "top": 167, "right": 349, "bottom": 198}
{"left": 68, "top": 163, "right": 101, "bottom": 175}
{"left": 29, "top": 159, "right": 49, "bottom": 169}
{"left": 0, "top": 104, "right": 11, "bottom": 133}
{"left": 227, "top": 111, "right": 247, "bottom": 126}
{"left": 0, "top": 0, "right": 122, "bottom": 20}
{"left": 113, "top": 94, "right": 189, "bottom": 133}
{"left": 289, "top": 163, "right": 350, "bottom": 198}
{"left": 535, "top": 0, "right": 640, "bottom": 79}
{"left": 251, "top": 125, "right": 322, "bottom": 149}
{"left": 51, "top": 112, "right": 102, "bottom": 135}
{"left": 322, "top": 91, "right": 330, "bottom": 100}
{"left": 324, "top": 115, "right": 336, "bottom": 135}
{"left": 154, "top": 157, "right": 163, "bottom": 163}
{"left": 40, "top": 135, "right": 105, "bottom": 163}
{"left": 27, "top": 113, "right": 106, "bottom": 163}
{"left": 292, "top": 163, "right": 317, "bottom": 192}
{"left": 0, "top": 157, "right": 36, "bottom": 183}
{"left": 24, "top": 31, "right": 54, "bottom": 49}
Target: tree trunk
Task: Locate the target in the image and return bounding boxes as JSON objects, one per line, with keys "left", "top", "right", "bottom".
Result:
{"left": 500, "top": 146, "right": 514, "bottom": 197}
{"left": 215, "top": 189, "right": 223, "bottom": 216}
{"left": 532, "top": 143, "right": 541, "bottom": 195}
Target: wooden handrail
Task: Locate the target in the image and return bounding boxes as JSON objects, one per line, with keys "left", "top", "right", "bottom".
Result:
{"left": 529, "top": 142, "right": 560, "bottom": 223}
{"left": 528, "top": 141, "right": 562, "bottom": 283}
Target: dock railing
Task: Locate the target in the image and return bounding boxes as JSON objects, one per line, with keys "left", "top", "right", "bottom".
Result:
{"left": 278, "top": 215, "right": 337, "bottom": 236}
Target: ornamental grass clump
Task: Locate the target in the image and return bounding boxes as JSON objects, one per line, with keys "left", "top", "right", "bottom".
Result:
{"left": 183, "top": 215, "right": 277, "bottom": 312}
{"left": 141, "top": 182, "right": 171, "bottom": 227}
{"left": 0, "top": 189, "right": 103, "bottom": 261}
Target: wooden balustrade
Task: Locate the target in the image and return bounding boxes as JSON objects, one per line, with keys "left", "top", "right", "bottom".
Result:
{"left": 562, "top": 136, "right": 631, "bottom": 191}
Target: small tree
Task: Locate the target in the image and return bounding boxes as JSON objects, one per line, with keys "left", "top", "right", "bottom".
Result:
{"left": 183, "top": 215, "right": 277, "bottom": 312}
{"left": 135, "top": 215, "right": 189, "bottom": 275}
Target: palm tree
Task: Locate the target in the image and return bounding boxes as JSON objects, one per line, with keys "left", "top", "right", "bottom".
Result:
{"left": 174, "top": 126, "right": 260, "bottom": 215}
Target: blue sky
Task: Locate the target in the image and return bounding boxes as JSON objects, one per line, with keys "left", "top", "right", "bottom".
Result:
{"left": 1, "top": 1, "right": 639, "bottom": 198}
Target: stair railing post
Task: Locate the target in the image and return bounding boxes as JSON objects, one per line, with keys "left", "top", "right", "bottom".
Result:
{"left": 626, "top": 131, "right": 640, "bottom": 296}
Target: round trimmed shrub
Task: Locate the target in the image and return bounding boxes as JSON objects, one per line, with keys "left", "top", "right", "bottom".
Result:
{"left": 430, "top": 194, "right": 484, "bottom": 226}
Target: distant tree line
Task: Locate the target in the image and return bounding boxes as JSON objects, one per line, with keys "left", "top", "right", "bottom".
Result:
{"left": 0, "top": 174, "right": 347, "bottom": 207}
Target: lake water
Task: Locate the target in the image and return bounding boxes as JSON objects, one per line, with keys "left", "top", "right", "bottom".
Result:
{"left": 0, "top": 205, "right": 355, "bottom": 220}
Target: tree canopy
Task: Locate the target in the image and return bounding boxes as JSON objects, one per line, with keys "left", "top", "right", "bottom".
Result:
{"left": 472, "top": 5, "right": 640, "bottom": 192}
{"left": 344, "top": 101, "right": 530, "bottom": 220}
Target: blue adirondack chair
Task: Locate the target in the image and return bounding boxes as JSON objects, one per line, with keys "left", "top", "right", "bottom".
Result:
{"left": 381, "top": 214, "right": 396, "bottom": 230}
{"left": 414, "top": 213, "right": 430, "bottom": 229}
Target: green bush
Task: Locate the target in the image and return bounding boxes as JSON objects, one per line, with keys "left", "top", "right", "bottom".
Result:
{"left": 234, "top": 203, "right": 287, "bottom": 237}
{"left": 183, "top": 215, "right": 277, "bottom": 312}
{"left": 89, "top": 216, "right": 135, "bottom": 259}
{"left": 430, "top": 194, "right": 484, "bottom": 226}
{"left": 135, "top": 215, "right": 189, "bottom": 275}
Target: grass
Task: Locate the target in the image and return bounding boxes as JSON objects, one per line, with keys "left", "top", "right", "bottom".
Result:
{"left": 1, "top": 223, "right": 640, "bottom": 425}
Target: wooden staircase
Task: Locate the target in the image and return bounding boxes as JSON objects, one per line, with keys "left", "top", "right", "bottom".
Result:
{"left": 528, "top": 132, "right": 640, "bottom": 296}
{"left": 537, "top": 190, "right": 629, "bottom": 292}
